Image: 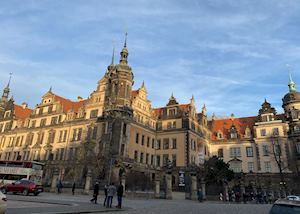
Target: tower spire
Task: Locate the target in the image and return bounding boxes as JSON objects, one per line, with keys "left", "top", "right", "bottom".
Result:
{"left": 124, "top": 32, "right": 127, "bottom": 48}
{"left": 111, "top": 41, "right": 115, "bottom": 65}
{"left": 120, "top": 32, "right": 129, "bottom": 64}
{"left": 1, "top": 73, "right": 12, "bottom": 102}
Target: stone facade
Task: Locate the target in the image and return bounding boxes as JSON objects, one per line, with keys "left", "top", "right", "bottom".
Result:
{"left": 0, "top": 38, "right": 210, "bottom": 189}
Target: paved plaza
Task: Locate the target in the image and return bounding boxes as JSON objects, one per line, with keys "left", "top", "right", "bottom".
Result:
{"left": 6, "top": 192, "right": 272, "bottom": 214}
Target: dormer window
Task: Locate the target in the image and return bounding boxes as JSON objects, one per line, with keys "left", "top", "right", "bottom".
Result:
{"left": 4, "top": 111, "right": 11, "bottom": 118}
{"left": 168, "top": 108, "right": 177, "bottom": 116}
{"left": 230, "top": 125, "right": 238, "bottom": 139}
{"left": 245, "top": 128, "right": 251, "bottom": 138}
{"left": 217, "top": 131, "right": 223, "bottom": 139}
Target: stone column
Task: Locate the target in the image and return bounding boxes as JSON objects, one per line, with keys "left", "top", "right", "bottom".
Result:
{"left": 50, "top": 168, "right": 59, "bottom": 193}
{"left": 165, "top": 172, "right": 172, "bottom": 200}
{"left": 201, "top": 178, "right": 206, "bottom": 200}
{"left": 191, "top": 174, "right": 197, "bottom": 200}
{"left": 84, "top": 168, "right": 92, "bottom": 195}
{"left": 155, "top": 174, "right": 161, "bottom": 199}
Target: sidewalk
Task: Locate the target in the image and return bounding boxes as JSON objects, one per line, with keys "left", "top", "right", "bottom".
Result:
{"left": 7, "top": 192, "right": 128, "bottom": 214}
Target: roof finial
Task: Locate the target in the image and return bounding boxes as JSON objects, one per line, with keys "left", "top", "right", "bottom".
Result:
{"left": 286, "top": 64, "right": 296, "bottom": 92}
{"left": 6, "top": 72, "right": 12, "bottom": 88}
{"left": 49, "top": 86, "right": 52, "bottom": 92}
{"left": 141, "top": 80, "right": 145, "bottom": 88}
{"left": 111, "top": 41, "right": 115, "bottom": 65}
{"left": 124, "top": 32, "right": 128, "bottom": 48}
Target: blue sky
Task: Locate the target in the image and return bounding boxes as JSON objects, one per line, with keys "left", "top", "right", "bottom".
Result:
{"left": 0, "top": 0, "right": 299, "bottom": 117}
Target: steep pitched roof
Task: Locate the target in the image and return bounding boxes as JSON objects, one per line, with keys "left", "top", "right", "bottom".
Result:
{"left": 210, "top": 116, "right": 256, "bottom": 140}
{"left": 152, "top": 104, "right": 190, "bottom": 118}
{"left": 14, "top": 104, "right": 32, "bottom": 120}
{"left": 131, "top": 90, "right": 139, "bottom": 98}
{"left": 54, "top": 95, "right": 86, "bottom": 113}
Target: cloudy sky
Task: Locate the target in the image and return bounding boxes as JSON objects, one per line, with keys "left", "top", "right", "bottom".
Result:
{"left": 0, "top": 0, "right": 299, "bottom": 117}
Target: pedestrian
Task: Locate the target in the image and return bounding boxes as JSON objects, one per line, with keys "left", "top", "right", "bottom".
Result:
{"left": 103, "top": 184, "right": 108, "bottom": 207}
{"left": 90, "top": 181, "right": 99, "bottom": 204}
{"left": 197, "top": 188, "right": 203, "bottom": 202}
{"left": 72, "top": 182, "right": 76, "bottom": 195}
{"left": 57, "top": 179, "right": 63, "bottom": 194}
{"left": 116, "top": 182, "right": 124, "bottom": 208}
{"left": 106, "top": 182, "right": 116, "bottom": 208}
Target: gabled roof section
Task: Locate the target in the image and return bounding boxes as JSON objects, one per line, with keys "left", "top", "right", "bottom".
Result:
{"left": 14, "top": 104, "right": 32, "bottom": 120}
{"left": 53, "top": 95, "right": 86, "bottom": 113}
{"left": 210, "top": 116, "right": 256, "bottom": 140}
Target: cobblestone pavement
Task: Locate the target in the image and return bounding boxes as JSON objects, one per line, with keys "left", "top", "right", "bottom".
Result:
{"left": 6, "top": 192, "right": 272, "bottom": 214}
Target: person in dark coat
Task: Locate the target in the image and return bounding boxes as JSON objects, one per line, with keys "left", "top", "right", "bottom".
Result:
{"left": 90, "top": 182, "right": 99, "bottom": 204}
{"left": 103, "top": 185, "right": 108, "bottom": 207}
{"left": 72, "top": 182, "right": 76, "bottom": 195}
{"left": 116, "top": 182, "right": 124, "bottom": 208}
{"left": 57, "top": 179, "right": 63, "bottom": 194}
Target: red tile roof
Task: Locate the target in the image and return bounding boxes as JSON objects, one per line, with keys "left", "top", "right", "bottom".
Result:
{"left": 210, "top": 116, "right": 256, "bottom": 140}
{"left": 14, "top": 104, "right": 32, "bottom": 120}
{"left": 153, "top": 104, "right": 190, "bottom": 118}
{"left": 131, "top": 90, "right": 139, "bottom": 98}
{"left": 54, "top": 95, "right": 86, "bottom": 113}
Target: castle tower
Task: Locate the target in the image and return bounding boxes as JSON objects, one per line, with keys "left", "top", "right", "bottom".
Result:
{"left": 282, "top": 72, "right": 300, "bottom": 175}
{"left": 105, "top": 33, "right": 134, "bottom": 111}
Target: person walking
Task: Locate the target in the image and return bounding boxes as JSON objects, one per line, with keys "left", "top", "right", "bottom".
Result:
{"left": 106, "top": 183, "right": 116, "bottom": 208}
{"left": 197, "top": 188, "right": 203, "bottom": 202}
{"left": 72, "top": 182, "right": 76, "bottom": 195}
{"left": 90, "top": 181, "right": 100, "bottom": 204}
{"left": 57, "top": 179, "right": 63, "bottom": 194}
{"left": 116, "top": 182, "right": 124, "bottom": 208}
{"left": 103, "top": 185, "right": 108, "bottom": 207}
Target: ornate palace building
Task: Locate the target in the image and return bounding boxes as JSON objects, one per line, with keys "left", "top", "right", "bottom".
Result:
{"left": 0, "top": 36, "right": 299, "bottom": 195}
{"left": 0, "top": 37, "right": 210, "bottom": 188}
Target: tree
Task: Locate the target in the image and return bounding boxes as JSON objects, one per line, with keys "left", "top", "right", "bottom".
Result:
{"left": 203, "top": 156, "right": 234, "bottom": 185}
{"left": 269, "top": 134, "right": 289, "bottom": 192}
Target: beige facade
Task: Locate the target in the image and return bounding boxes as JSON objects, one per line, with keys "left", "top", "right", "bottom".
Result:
{"left": 0, "top": 39, "right": 210, "bottom": 186}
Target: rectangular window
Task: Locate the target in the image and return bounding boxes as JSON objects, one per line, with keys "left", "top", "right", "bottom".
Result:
{"left": 77, "top": 128, "right": 82, "bottom": 141}
{"left": 163, "top": 138, "right": 169, "bottom": 150}
{"left": 172, "top": 154, "right": 177, "bottom": 166}
{"left": 246, "top": 147, "right": 253, "bottom": 157}
{"left": 156, "top": 155, "right": 160, "bottom": 167}
{"left": 152, "top": 139, "right": 155, "bottom": 149}
{"left": 273, "top": 128, "right": 279, "bottom": 136}
{"left": 63, "top": 130, "right": 67, "bottom": 142}
{"left": 135, "top": 133, "right": 139, "bottom": 144}
{"left": 51, "top": 117, "right": 58, "bottom": 125}
{"left": 31, "top": 120, "right": 36, "bottom": 128}
{"left": 262, "top": 145, "right": 269, "bottom": 156}
{"left": 90, "top": 109, "right": 98, "bottom": 118}
{"left": 218, "top": 148, "right": 224, "bottom": 158}
{"left": 140, "top": 152, "right": 144, "bottom": 163}
{"left": 260, "top": 129, "right": 267, "bottom": 137}
{"left": 151, "top": 155, "right": 154, "bottom": 165}
{"left": 230, "top": 147, "right": 241, "bottom": 158}
{"left": 141, "top": 135, "right": 145, "bottom": 145}
{"left": 40, "top": 119, "right": 47, "bottom": 127}
{"left": 264, "top": 161, "right": 271, "bottom": 172}
{"left": 157, "top": 139, "right": 161, "bottom": 150}
{"left": 92, "top": 127, "right": 98, "bottom": 140}
{"left": 248, "top": 162, "right": 254, "bottom": 172}
{"left": 172, "top": 138, "right": 177, "bottom": 149}
{"left": 163, "top": 154, "right": 169, "bottom": 166}
{"left": 147, "top": 137, "right": 150, "bottom": 147}
{"left": 48, "top": 106, "right": 53, "bottom": 113}
{"left": 134, "top": 151, "right": 138, "bottom": 162}
{"left": 146, "top": 153, "right": 149, "bottom": 164}
{"left": 60, "top": 148, "right": 65, "bottom": 160}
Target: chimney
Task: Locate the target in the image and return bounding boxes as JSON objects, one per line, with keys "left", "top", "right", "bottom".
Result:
{"left": 21, "top": 102, "right": 28, "bottom": 109}
{"left": 77, "top": 96, "right": 83, "bottom": 102}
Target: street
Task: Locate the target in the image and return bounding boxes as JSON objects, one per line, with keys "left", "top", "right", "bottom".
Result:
{"left": 6, "top": 192, "right": 272, "bottom": 214}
